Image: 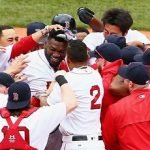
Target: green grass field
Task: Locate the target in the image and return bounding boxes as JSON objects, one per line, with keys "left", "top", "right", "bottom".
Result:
{"left": 0, "top": 0, "right": 150, "bottom": 30}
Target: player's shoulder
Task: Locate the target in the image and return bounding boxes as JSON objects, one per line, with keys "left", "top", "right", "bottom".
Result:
{"left": 27, "top": 49, "right": 44, "bottom": 59}
{"left": 127, "top": 29, "right": 144, "bottom": 36}
{"left": 126, "top": 29, "right": 150, "bottom": 44}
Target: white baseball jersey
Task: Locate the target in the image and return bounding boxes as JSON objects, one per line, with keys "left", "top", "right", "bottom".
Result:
{"left": 0, "top": 102, "right": 66, "bottom": 150}
{"left": 0, "top": 45, "right": 13, "bottom": 72}
{"left": 21, "top": 49, "right": 55, "bottom": 95}
{"left": 83, "top": 29, "right": 150, "bottom": 51}
{"left": 47, "top": 66, "right": 104, "bottom": 135}
{"left": 0, "top": 94, "right": 8, "bottom": 108}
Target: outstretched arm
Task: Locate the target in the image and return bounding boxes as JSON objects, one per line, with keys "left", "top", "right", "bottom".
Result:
{"left": 77, "top": 7, "right": 104, "bottom": 32}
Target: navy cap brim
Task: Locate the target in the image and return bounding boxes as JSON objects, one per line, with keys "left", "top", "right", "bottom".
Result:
{"left": 133, "top": 54, "right": 143, "bottom": 62}
{"left": 7, "top": 99, "right": 30, "bottom": 110}
{"left": 118, "top": 65, "right": 128, "bottom": 78}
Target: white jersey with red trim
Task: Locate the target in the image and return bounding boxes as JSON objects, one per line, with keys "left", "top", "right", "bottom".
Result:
{"left": 83, "top": 29, "right": 150, "bottom": 51}
{"left": 0, "top": 102, "right": 66, "bottom": 150}
{"left": 21, "top": 49, "right": 55, "bottom": 95}
{"left": 0, "top": 45, "right": 13, "bottom": 72}
{"left": 47, "top": 66, "right": 104, "bottom": 135}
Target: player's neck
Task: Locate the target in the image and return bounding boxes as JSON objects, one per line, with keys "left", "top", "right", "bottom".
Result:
{"left": 70, "top": 62, "right": 87, "bottom": 70}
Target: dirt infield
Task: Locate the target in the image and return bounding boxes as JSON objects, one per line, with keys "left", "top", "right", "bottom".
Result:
{"left": 14, "top": 27, "right": 150, "bottom": 40}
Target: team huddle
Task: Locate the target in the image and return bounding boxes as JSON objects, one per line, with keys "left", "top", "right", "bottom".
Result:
{"left": 0, "top": 7, "right": 150, "bottom": 150}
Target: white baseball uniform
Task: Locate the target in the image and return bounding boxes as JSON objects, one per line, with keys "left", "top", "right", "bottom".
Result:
{"left": 0, "top": 45, "right": 13, "bottom": 72}
{"left": 0, "top": 93, "right": 8, "bottom": 108}
{"left": 83, "top": 29, "right": 150, "bottom": 51}
{"left": 21, "top": 49, "right": 55, "bottom": 95}
{"left": 47, "top": 66, "right": 105, "bottom": 150}
{"left": 0, "top": 102, "right": 66, "bottom": 150}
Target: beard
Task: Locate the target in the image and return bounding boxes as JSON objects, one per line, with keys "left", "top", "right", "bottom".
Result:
{"left": 44, "top": 50, "right": 64, "bottom": 71}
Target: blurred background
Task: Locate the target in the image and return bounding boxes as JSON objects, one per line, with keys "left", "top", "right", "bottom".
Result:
{"left": 0, "top": 0, "right": 150, "bottom": 30}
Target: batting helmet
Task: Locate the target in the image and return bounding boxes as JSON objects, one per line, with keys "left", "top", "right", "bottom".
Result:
{"left": 51, "top": 14, "right": 77, "bottom": 33}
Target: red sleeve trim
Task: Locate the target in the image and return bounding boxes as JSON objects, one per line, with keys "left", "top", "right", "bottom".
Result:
{"left": 10, "top": 36, "right": 38, "bottom": 59}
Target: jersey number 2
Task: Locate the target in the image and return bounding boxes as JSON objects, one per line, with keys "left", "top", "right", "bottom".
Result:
{"left": 90, "top": 85, "right": 101, "bottom": 109}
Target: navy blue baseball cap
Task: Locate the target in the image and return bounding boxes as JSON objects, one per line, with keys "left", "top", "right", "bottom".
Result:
{"left": 27, "top": 22, "right": 46, "bottom": 36}
{"left": 104, "top": 35, "right": 126, "bottom": 49}
{"left": 88, "top": 43, "right": 122, "bottom": 62}
{"left": 121, "top": 46, "right": 143, "bottom": 64}
{"left": 118, "top": 62, "right": 150, "bottom": 85}
{"left": 7, "top": 81, "right": 31, "bottom": 110}
{"left": 0, "top": 72, "right": 14, "bottom": 87}
{"left": 134, "top": 48, "right": 150, "bottom": 65}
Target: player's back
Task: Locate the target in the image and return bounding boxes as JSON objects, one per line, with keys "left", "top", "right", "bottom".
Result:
{"left": 0, "top": 103, "right": 66, "bottom": 150}
{"left": 59, "top": 66, "right": 104, "bottom": 135}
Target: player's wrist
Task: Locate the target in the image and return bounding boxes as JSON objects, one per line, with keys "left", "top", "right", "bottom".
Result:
{"left": 40, "top": 25, "right": 50, "bottom": 36}
{"left": 55, "top": 75, "right": 68, "bottom": 86}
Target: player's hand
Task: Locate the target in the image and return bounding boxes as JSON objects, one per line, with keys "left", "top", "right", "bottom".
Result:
{"left": 127, "top": 41, "right": 145, "bottom": 51}
{"left": 55, "top": 70, "right": 67, "bottom": 78}
{"left": 47, "top": 24, "right": 64, "bottom": 32}
{"left": 77, "top": 7, "right": 95, "bottom": 24}
{"left": 5, "top": 54, "right": 30, "bottom": 76}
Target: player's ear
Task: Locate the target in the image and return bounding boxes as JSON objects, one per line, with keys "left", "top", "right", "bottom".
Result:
{"left": 66, "top": 55, "right": 71, "bottom": 64}
{"left": 128, "top": 81, "right": 134, "bottom": 90}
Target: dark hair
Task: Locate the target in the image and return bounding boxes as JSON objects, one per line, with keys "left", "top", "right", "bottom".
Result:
{"left": 76, "top": 27, "right": 89, "bottom": 34}
{"left": 0, "top": 25, "right": 13, "bottom": 36}
{"left": 48, "top": 29, "right": 68, "bottom": 43}
{"left": 8, "top": 106, "right": 30, "bottom": 117}
{"left": 101, "top": 8, "right": 133, "bottom": 34}
{"left": 67, "top": 40, "right": 88, "bottom": 63}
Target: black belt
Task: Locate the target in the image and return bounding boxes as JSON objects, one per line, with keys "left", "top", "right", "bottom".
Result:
{"left": 72, "top": 135, "right": 103, "bottom": 141}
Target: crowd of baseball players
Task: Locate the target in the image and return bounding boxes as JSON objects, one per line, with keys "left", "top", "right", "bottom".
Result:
{"left": 0, "top": 7, "right": 150, "bottom": 150}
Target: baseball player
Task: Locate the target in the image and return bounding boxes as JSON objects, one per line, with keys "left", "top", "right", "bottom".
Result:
{"left": 102, "top": 62, "right": 150, "bottom": 149}
{"left": 21, "top": 27, "right": 69, "bottom": 98}
{"left": 0, "top": 69, "right": 77, "bottom": 150}
{"left": 0, "top": 25, "right": 19, "bottom": 47}
{"left": 79, "top": 8, "right": 150, "bottom": 53}
{"left": 46, "top": 40, "right": 105, "bottom": 150}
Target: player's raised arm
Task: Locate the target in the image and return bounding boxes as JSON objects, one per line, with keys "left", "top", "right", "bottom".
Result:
{"left": 31, "top": 24, "right": 64, "bottom": 43}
